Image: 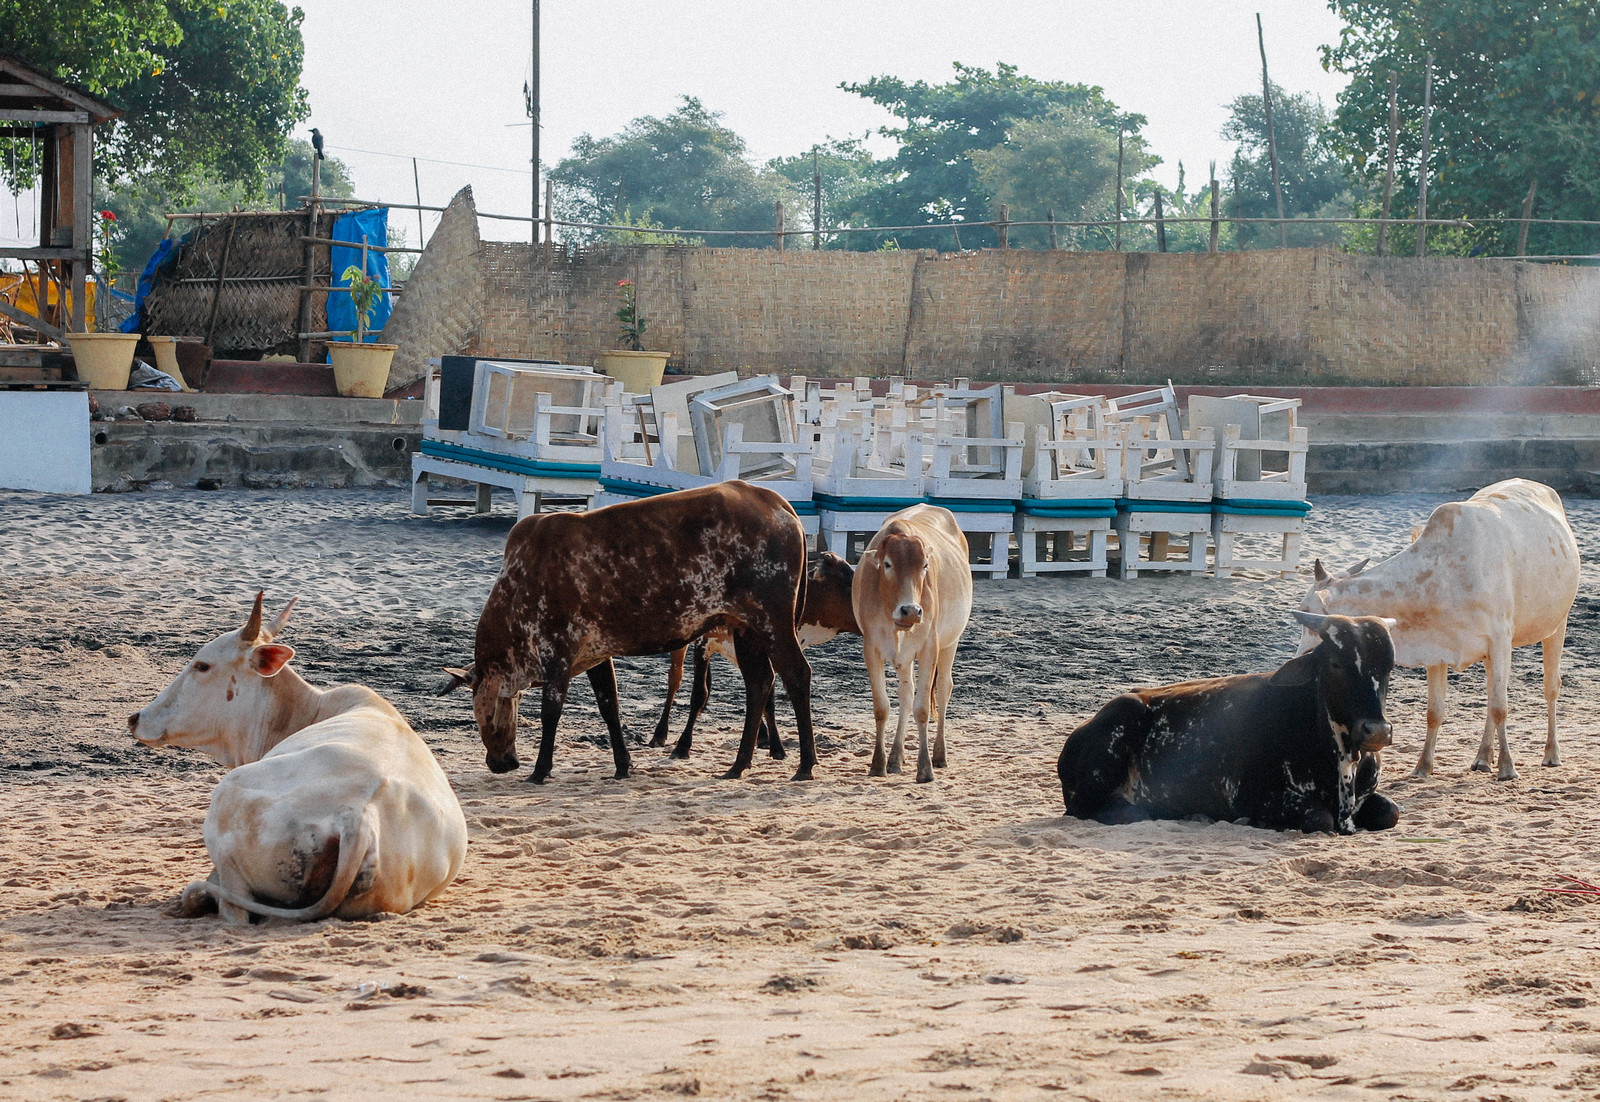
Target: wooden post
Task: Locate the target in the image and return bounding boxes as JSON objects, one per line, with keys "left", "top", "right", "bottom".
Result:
{"left": 1257, "top": 13, "right": 1287, "bottom": 248}
{"left": 203, "top": 217, "right": 237, "bottom": 348}
{"left": 1047, "top": 208, "right": 1058, "bottom": 250}
{"left": 296, "top": 154, "right": 321, "bottom": 362}
{"left": 1208, "top": 163, "right": 1220, "bottom": 253}
{"left": 997, "top": 202, "right": 1009, "bottom": 249}
{"left": 543, "top": 178, "right": 554, "bottom": 263}
{"left": 812, "top": 148, "right": 822, "bottom": 251}
{"left": 1233, "top": 170, "right": 1245, "bottom": 250}
{"left": 1154, "top": 188, "right": 1167, "bottom": 252}
{"left": 774, "top": 200, "right": 785, "bottom": 251}
{"left": 1115, "top": 129, "right": 1125, "bottom": 252}
{"left": 1415, "top": 52, "right": 1434, "bottom": 257}
{"left": 1376, "top": 70, "right": 1400, "bottom": 257}
{"left": 412, "top": 156, "right": 425, "bottom": 252}
{"left": 69, "top": 122, "right": 89, "bottom": 331}
{"left": 1516, "top": 178, "right": 1538, "bottom": 257}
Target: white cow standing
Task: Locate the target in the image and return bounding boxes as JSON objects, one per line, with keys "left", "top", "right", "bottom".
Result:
{"left": 1299, "top": 479, "right": 1580, "bottom": 780}
{"left": 130, "top": 593, "right": 468, "bottom": 923}
{"left": 853, "top": 504, "right": 974, "bottom": 783}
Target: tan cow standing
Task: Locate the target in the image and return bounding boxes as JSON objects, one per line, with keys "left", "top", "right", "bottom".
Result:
{"left": 853, "top": 504, "right": 974, "bottom": 783}
{"left": 1299, "top": 478, "right": 1580, "bottom": 780}
{"left": 129, "top": 593, "right": 468, "bottom": 923}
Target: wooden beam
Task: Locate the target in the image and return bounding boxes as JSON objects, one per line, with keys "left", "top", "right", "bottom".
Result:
{"left": 0, "top": 82, "right": 43, "bottom": 95}
{"left": 70, "top": 124, "right": 90, "bottom": 332}
{"left": 0, "top": 299, "right": 65, "bottom": 342}
{"left": 0, "top": 246, "right": 84, "bottom": 261}
{"left": 0, "top": 108, "right": 87, "bottom": 124}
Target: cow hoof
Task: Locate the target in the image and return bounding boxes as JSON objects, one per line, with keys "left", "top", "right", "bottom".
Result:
{"left": 526, "top": 771, "right": 549, "bottom": 785}
{"left": 613, "top": 767, "right": 629, "bottom": 780}
{"left": 791, "top": 765, "right": 814, "bottom": 782}
{"left": 720, "top": 766, "right": 747, "bottom": 780}
{"left": 1544, "top": 756, "right": 1561, "bottom": 767}
{"left": 1470, "top": 760, "right": 1492, "bottom": 773}
{"left": 868, "top": 764, "right": 886, "bottom": 778}
{"left": 932, "top": 754, "right": 947, "bottom": 768}
{"left": 886, "top": 760, "right": 902, "bottom": 775}
{"left": 915, "top": 770, "right": 934, "bottom": 784}
{"left": 669, "top": 747, "right": 691, "bottom": 761}
{"left": 647, "top": 735, "right": 666, "bottom": 748}
{"left": 1498, "top": 768, "right": 1519, "bottom": 782}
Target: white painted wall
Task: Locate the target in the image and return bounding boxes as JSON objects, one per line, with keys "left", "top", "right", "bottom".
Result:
{"left": 0, "top": 392, "right": 91, "bottom": 494}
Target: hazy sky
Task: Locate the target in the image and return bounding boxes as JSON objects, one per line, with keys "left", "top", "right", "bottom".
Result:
{"left": 3, "top": 0, "right": 1351, "bottom": 251}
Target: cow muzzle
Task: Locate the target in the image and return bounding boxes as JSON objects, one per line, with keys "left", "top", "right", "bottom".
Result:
{"left": 127, "top": 711, "right": 159, "bottom": 744}
{"left": 1355, "top": 719, "right": 1392, "bottom": 752}
{"left": 485, "top": 750, "right": 521, "bottom": 774}
{"left": 893, "top": 603, "right": 923, "bottom": 629}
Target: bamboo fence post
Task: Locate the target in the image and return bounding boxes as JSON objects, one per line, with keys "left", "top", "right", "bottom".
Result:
{"left": 1516, "top": 178, "right": 1538, "bottom": 257}
{"left": 1415, "top": 52, "right": 1434, "bottom": 257}
{"left": 997, "top": 203, "right": 1009, "bottom": 249}
{"left": 1115, "top": 129, "right": 1125, "bottom": 252}
{"left": 412, "top": 157, "right": 424, "bottom": 252}
{"left": 812, "top": 149, "right": 822, "bottom": 251}
{"left": 543, "top": 179, "right": 553, "bottom": 263}
{"left": 1376, "top": 71, "right": 1400, "bottom": 257}
{"left": 1208, "top": 163, "right": 1220, "bottom": 252}
{"left": 1154, "top": 188, "right": 1168, "bottom": 252}
{"left": 1257, "top": 12, "right": 1287, "bottom": 248}
{"left": 774, "top": 200, "right": 785, "bottom": 252}
{"left": 203, "top": 217, "right": 237, "bottom": 348}
{"left": 1233, "top": 170, "right": 1245, "bottom": 250}
{"left": 1047, "top": 208, "right": 1058, "bottom": 250}
{"left": 296, "top": 154, "right": 321, "bottom": 362}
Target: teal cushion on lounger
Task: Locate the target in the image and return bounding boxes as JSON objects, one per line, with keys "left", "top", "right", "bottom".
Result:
{"left": 927, "top": 497, "right": 1017, "bottom": 515}
{"left": 421, "top": 440, "right": 601, "bottom": 477}
{"left": 813, "top": 493, "right": 924, "bottom": 512}
{"left": 1114, "top": 498, "right": 1213, "bottom": 514}
{"left": 1213, "top": 498, "right": 1313, "bottom": 517}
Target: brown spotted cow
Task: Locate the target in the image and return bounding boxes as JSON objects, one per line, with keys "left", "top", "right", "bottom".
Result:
{"left": 651, "top": 550, "right": 859, "bottom": 759}
{"left": 453, "top": 480, "right": 818, "bottom": 783}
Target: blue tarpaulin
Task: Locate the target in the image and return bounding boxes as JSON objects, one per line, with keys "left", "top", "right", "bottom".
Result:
{"left": 328, "top": 207, "right": 391, "bottom": 344}
{"left": 118, "top": 235, "right": 180, "bottom": 334}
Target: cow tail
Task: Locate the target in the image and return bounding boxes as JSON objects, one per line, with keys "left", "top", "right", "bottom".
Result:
{"left": 794, "top": 540, "right": 809, "bottom": 633}
{"left": 182, "top": 809, "right": 374, "bottom": 922}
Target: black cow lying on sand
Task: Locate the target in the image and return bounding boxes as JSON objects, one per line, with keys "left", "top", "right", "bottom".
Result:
{"left": 1057, "top": 612, "right": 1401, "bottom": 835}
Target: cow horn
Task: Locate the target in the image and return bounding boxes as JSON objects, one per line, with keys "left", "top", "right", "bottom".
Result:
{"left": 1312, "top": 559, "right": 1330, "bottom": 585}
{"left": 1291, "top": 610, "right": 1331, "bottom": 634}
{"left": 437, "top": 666, "right": 478, "bottom": 696}
{"left": 264, "top": 595, "right": 298, "bottom": 642}
{"left": 242, "top": 591, "right": 265, "bottom": 642}
{"left": 1343, "top": 557, "right": 1371, "bottom": 579}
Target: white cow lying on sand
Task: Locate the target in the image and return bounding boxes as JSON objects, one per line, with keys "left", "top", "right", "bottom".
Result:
{"left": 1299, "top": 478, "right": 1580, "bottom": 780}
{"left": 129, "top": 593, "right": 467, "bottom": 923}
{"left": 853, "top": 504, "right": 974, "bottom": 783}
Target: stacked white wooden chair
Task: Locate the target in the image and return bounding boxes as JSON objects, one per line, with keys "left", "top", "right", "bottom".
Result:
{"left": 813, "top": 399, "right": 927, "bottom": 561}
{"left": 411, "top": 359, "right": 619, "bottom": 520}
{"left": 1004, "top": 388, "right": 1122, "bottom": 579}
{"left": 1106, "top": 384, "right": 1215, "bottom": 579}
{"left": 1190, "top": 394, "right": 1310, "bottom": 579}
{"left": 596, "top": 373, "right": 818, "bottom": 535}
{"left": 919, "top": 381, "right": 1025, "bottom": 580}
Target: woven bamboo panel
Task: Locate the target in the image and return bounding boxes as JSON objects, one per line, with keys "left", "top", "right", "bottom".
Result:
{"left": 905, "top": 250, "right": 1125, "bottom": 380}
{"left": 139, "top": 210, "right": 340, "bottom": 356}
{"left": 383, "top": 187, "right": 484, "bottom": 388}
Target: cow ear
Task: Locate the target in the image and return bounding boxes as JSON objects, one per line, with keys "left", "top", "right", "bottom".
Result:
{"left": 249, "top": 643, "right": 295, "bottom": 678}
{"left": 1269, "top": 650, "right": 1319, "bottom": 687}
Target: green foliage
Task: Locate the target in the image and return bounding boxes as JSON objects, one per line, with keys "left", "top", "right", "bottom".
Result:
{"left": 970, "top": 107, "right": 1157, "bottom": 250}
{"left": 1323, "top": 0, "right": 1600, "bottom": 256}
{"left": 340, "top": 263, "right": 382, "bottom": 340}
{"left": 1222, "top": 85, "right": 1355, "bottom": 248}
{"left": 0, "top": 0, "right": 309, "bottom": 195}
{"left": 615, "top": 279, "right": 646, "bottom": 351}
{"left": 766, "top": 137, "right": 886, "bottom": 248}
{"left": 550, "top": 97, "right": 789, "bottom": 246}
{"left": 95, "top": 141, "right": 353, "bottom": 285}
{"left": 599, "top": 207, "right": 703, "bottom": 247}
{"left": 841, "top": 62, "right": 1149, "bottom": 250}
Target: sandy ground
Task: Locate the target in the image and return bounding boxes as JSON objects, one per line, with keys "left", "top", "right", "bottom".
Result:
{"left": 5, "top": 487, "right": 1600, "bottom": 1101}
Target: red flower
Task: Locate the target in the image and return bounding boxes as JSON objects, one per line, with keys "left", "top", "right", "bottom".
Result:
{"left": 617, "top": 279, "right": 632, "bottom": 287}
{"left": 99, "top": 209, "right": 116, "bottom": 221}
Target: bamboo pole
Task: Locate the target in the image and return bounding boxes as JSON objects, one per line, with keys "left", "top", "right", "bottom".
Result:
{"left": 1516, "top": 178, "right": 1538, "bottom": 257}
{"left": 1376, "top": 71, "right": 1400, "bottom": 257}
{"left": 1154, "top": 188, "right": 1167, "bottom": 252}
{"left": 1208, "top": 163, "right": 1220, "bottom": 253}
{"left": 1047, "top": 208, "right": 1058, "bottom": 250}
{"left": 997, "top": 203, "right": 1009, "bottom": 249}
{"left": 812, "top": 149, "right": 822, "bottom": 251}
{"left": 774, "top": 200, "right": 785, "bottom": 251}
{"left": 412, "top": 157, "right": 425, "bottom": 251}
{"left": 1115, "top": 129, "right": 1125, "bottom": 252}
{"left": 203, "top": 217, "right": 237, "bottom": 347}
{"left": 1257, "top": 13, "right": 1287, "bottom": 248}
{"left": 543, "top": 179, "right": 553, "bottom": 263}
{"left": 296, "top": 154, "right": 321, "bottom": 361}
{"left": 1415, "top": 52, "right": 1434, "bottom": 257}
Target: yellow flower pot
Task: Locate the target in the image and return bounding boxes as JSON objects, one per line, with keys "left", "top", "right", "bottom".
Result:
{"left": 597, "top": 349, "right": 670, "bottom": 394}
{"left": 146, "top": 335, "right": 194, "bottom": 391}
{"left": 68, "top": 331, "right": 141, "bottom": 390}
{"left": 328, "top": 341, "right": 398, "bottom": 398}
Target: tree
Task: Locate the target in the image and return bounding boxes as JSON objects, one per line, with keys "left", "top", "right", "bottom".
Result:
{"left": 1222, "top": 85, "right": 1355, "bottom": 248}
{"left": 99, "top": 141, "right": 353, "bottom": 282}
{"left": 549, "top": 97, "right": 790, "bottom": 246}
{"left": 1323, "top": 0, "right": 1600, "bottom": 256}
{"left": 766, "top": 137, "right": 886, "bottom": 249}
{"left": 840, "top": 62, "right": 1149, "bottom": 250}
{"left": 970, "top": 107, "right": 1157, "bottom": 250}
{"left": 0, "top": 0, "right": 309, "bottom": 193}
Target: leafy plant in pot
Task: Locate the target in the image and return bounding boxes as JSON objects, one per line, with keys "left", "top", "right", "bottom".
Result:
{"left": 597, "top": 278, "right": 670, "bottom": 393}
{"left": 327, "top": 263, "right": 397, "bottom": 398}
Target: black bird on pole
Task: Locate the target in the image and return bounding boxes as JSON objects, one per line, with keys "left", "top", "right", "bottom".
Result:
{"left": 310, "top": 128, "right": 324, "bottom": 161}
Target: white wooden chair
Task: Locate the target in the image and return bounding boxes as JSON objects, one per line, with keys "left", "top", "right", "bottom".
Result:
{"left": 923, "top": 394, "right": 1024, "bottom": 580}
{"left": 1207, "top": 414, "right": 1311, "bottom": 579}
{"left": 813, "top": 420, "right": 926, "bottom": 562}
{"left": 411, "top": 361, "right": 616, "bottom": 520}
{"left": 1112, "top": 422, "right": 1215, "bottom": 579}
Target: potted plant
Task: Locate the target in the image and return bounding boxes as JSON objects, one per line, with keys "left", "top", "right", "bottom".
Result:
{"left": 327, "top": 263, "right": 397, "bottom": 398}
{"left": 597, "top": 278, "right": 670, "bottom": 393}
{"left": 71, "top": 209, "right": 141, "bottom": 388}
